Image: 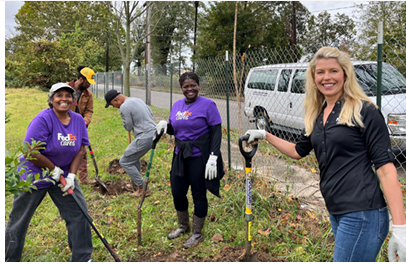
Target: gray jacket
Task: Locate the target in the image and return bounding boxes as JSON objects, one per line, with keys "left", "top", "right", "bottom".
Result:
{"left": 120, "top": 98, "right": 155, "bottom": 138}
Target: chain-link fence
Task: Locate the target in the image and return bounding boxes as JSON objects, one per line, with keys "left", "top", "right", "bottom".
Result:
{"left": 90, "top": 33, "right": 406, "bottom": 212}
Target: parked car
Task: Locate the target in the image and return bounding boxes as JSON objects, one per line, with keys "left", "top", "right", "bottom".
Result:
{"left": 244, "top": 61, "right": 406, "bottom": 158}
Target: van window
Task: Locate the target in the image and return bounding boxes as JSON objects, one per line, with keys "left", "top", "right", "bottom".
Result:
{"left": 291, "top": 70, "right": 306, "bottom": 94}
{"left": 277, "top": 69, "right": 292, "bottom": 92}
{"left": 355, "top": 63, "right": 406, "bottom": 96}
{"left": 247, "top": 70, "right": 278, "bottom": 90}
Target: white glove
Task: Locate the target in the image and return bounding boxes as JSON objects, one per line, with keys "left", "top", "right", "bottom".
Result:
{"left": 156, "top": 120, "right": 167, "bottom": 135}
{"left": 59, "top": 173, "right": 76, "bottom": 196}
{"left": 388, "top": 224, "right": 406, "bottom": 262}
{"left": 245, "top": 129, "right": 266, "bottom": 143}
{"left": 51, "top": 166, "right": 64, "bottom": 182}
{"left": 205, "top": 153, "right": 217, "bottom": 180}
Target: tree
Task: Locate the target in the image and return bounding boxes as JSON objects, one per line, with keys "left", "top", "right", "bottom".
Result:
{"left": 195, "top": 1, "right": 311, "bottom": 59}
{"left": 353, "top": 2, "right": 406, "bottom": 75}
{"left": 108, "top": 1, "right": 168, "bottom": 96}
{"left": 300, "top": 11, "right": 356, "bottom": 55}
{"left": 150, "top": 2, "right": 194, "bottom": 75}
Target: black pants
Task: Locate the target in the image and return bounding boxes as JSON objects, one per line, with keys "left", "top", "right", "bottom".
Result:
{"left": 171, "top": 156, "right": 208, "bottom": 218}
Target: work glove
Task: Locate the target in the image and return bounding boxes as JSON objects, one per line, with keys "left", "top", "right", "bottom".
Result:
{"left": 51, "top": 166, "right": 64, "bottom": 183}
{"left": 156, "top": 120, "right": 167, "bottom": 135}
{"left": 388, "top": 224, "right": 406, "bottom": 262}
{"left": 205, "top": 153, "right": 217, "bottom": 180}
{"left": 59, "top": 173, "right": 76, "bottom": 196}
{"left": 245, "top": 129, "right": 266, "bottom": 143}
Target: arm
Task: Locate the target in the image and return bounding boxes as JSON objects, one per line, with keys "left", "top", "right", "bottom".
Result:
{"left": 209, "top": 124, "right": 221, "bottom": 156}
{"left": 82, "top": 95, "right": 93, "bottom": 125}
{"left": 376, "top": 163, "right": 406, "bottom": 225}
{"left": 27, "top": 147, "right": 57, "bottom": 172}
{"left": 120, "top": 105, "right": 133, "bottom": 132}
{"left": 265, "top": 132, "right": 302, "bottom": 160}
{"left": 68, "top": 145, "right": 86, "bottom": 174}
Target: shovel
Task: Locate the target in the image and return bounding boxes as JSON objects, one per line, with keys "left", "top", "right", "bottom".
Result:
{"left": 137, "top": 129, "right": 164, "bottom": 246}
{"left": 59, "top": 177, "right": 121, "bottom": 262}
{"left": 85, "top": 124, "right": 108, "bottom": 192}
{"left": 238, "top": 135, "right": 258, "bottom": 262}
{"left": 88, "top": 144, "right": 108, "bottom": 192}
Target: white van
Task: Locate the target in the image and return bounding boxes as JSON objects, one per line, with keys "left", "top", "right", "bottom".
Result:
{"left": 244, "top": 61, "right": 406, "bottom": 156}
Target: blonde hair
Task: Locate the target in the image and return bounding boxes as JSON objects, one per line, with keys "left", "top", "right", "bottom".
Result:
{"left": 303, "top": 47, "right": 377, "bottom": 136}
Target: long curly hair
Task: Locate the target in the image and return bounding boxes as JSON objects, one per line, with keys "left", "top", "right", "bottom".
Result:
{"left": 303, "top": 47, "right": 376, "bottom": 136}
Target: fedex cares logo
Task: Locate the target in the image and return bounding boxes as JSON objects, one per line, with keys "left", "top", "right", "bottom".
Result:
{"left": 57, "top": 133, "right": 76, "bottom": 146}
{"left": 175, "top": 111, "right": 192, "bottom": 120}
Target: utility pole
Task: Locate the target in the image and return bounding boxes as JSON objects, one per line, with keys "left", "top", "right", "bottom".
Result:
{"left": 192, "top": 1, "right": 199, "bottom": 72}
{"left": 292, "top": 1, "right": 297, "bottom": 62}
{"left": 145, "top": 1, "right": 152, "bottom": 105}
{"left": 106, "top": 30, "right": 109, "bottom": 73}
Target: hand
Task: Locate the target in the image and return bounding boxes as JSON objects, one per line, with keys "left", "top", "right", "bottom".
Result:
{"left": 58, "top": 173, "right": 76, "bottom": 196}
{"left": 156, "top": 120, "right": 167, "bottom": 135}
{"left": 245, "top": 129, "right": 266, "bottom": 143}
{"left": 388, "top": 224, "right": 406, "bottom": 262}
{"left": 51, "top": 166, "right": 64, "bottom": 182}
{"left": 205, "top": 153, "right": 217, "bottom": 180}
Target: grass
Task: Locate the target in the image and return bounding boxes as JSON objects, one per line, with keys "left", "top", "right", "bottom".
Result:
{"left": 5, "top": 87, "right": 399, "bottom": 262}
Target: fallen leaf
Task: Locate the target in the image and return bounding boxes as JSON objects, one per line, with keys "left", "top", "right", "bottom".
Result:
{"left": 258, "top": 227, "right": 270, "bottom": 236}
{"left": 311, "top": 168, "right": 317, "bottom": 173}
{"left": 224, "top": 184, "right": 230, "bottom": 191}
{"left": 166, "top": 182, "right": 171, "bottom": 186}
{"left": 210, "top": 233, "right": 223, "bottom": 243}
{"left": 154, "top": 200, "right": 160, "bottom": 204}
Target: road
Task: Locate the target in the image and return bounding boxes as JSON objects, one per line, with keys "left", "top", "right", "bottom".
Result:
{"left": 126, "top": 87, "right": 255, "bottom": 132}
{"left": 91, "top": 85, "right": 406, "bottom": 179}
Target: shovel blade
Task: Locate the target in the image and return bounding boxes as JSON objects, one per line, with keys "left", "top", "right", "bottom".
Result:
{"left": 243, "top": 252, "right": 258, "bottom": 262}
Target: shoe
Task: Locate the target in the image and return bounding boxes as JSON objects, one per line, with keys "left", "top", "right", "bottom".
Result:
{"left": 129, "top": 184, "right": 151, "bottom": 197}
{"left": 168, "top": 210, "right": 190, "bottom": 239}
{"left": 183, "top": 215, "right": 205, "bottom": 248}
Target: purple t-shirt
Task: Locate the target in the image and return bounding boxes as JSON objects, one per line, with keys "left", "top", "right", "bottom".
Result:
{"left": 169, "top": 96, "right": 222, "bottom": 156}
{"left": 18, "top": 109, "right": 89, "bottom": 189}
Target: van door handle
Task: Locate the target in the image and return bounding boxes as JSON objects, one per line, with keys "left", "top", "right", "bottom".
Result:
{"left": 289, "top": 102, "right": 292, "bottom": 108}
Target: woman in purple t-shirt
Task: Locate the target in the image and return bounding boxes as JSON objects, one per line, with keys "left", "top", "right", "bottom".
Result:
{"left": 156, "top": 72, "right": 224, "bottom": 249}
{"left": 5, "top": 83, "right": 93, "bottom": 262}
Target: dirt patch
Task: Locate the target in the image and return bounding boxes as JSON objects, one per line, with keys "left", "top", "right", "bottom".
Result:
{"left": 127, "top": 245, "right": 285, "bottom": 262}
{"left": 94, "top": 159, "right": 148, "bottom": 196}
{"left": 107, "top": 159, "right": 148, "bottom": 175}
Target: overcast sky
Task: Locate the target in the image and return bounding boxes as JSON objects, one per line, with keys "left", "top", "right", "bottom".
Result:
{"left": 4, "top": 1, "right": 368, "bottom": 36}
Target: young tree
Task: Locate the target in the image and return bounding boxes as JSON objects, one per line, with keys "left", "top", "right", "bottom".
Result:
{"left": 108, "top": 1, "right": 168, "bottom": 96}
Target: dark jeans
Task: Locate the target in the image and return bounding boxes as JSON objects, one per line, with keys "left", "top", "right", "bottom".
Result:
{"left": 5, "top": 178, "right": 92, "bottom": 262}
{"left": 329, "top": 207, "right": 389, "bottom": 262}
{"left": 171, "top": 156, "right": 208, "bottom": 218}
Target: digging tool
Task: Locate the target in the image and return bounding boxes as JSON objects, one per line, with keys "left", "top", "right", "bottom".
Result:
{"left": 88, "top": 144, "right": 108, "bottom": 191}
{"left": 137, "top": 129, "right": 164, "bottom": 246}
{"left": 238, "top": 135, "right": 258, "bottom": 262}
{"left": 85, "top": 124, "right": 108, "bottom": 192}
{"left": 59, "top": 177, "right": 121, "bottom": 262}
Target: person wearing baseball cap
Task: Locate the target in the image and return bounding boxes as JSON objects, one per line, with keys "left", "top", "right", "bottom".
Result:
{"left": 5, "top": 82, "right": 94, "bottom": 261}
{"left": 104, "top": 90, "right": 156, "bottom": 198}
{"left": 67, "top": 66, "right": 96, "bottom": 185}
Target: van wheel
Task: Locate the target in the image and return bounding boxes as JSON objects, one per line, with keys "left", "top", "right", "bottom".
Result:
{"left": 255, "top": 110, "right": 272, "bottom": 133}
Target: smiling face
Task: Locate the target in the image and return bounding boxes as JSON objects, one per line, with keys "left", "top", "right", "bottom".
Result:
{"left": 314, "top": 58, "right": 346, "bottom": 102}
{"left": 51, "top": 89, "right": 73, "bottom": 112}
{"left": 181, "top": 78, "right": 199, "bottom": 102}
{"left": 77, "top": 77, "right": 91, "bottom": 90}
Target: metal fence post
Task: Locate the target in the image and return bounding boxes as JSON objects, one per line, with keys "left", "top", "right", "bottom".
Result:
{"left": 170, "top": 62, "right": 173, "bottom": 112}
{"left": 226, "top": 51, "right": 231, "bottom": 171}
{"left": 121, "top": 70, "right": 124, "bottom": 94}
{"left": 377, "top": 21, "right": 383, "bottom": 109}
